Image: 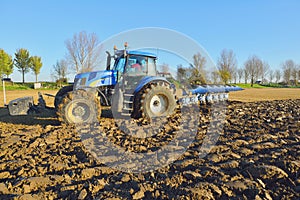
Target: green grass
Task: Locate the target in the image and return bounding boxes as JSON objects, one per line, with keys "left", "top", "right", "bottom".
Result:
{"left": 0, "top": 82, "right": 66, "bottom": 91}
{"left": 235, "top": 83, "right": 268, "bottom": 89}
{"left": 0, "top": 84, "right": 30, "bottom": 90}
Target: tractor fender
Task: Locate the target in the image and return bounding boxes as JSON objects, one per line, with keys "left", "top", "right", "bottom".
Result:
{"left": 76, "top": 86, "right": 109, "bottom": 106}
{"left": 133, "top": 76, "right": 173, "bottom": 94}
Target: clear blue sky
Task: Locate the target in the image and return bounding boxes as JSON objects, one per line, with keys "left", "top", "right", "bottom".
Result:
{"left": 1, "top": 0, "right": 300, "bottom": 82}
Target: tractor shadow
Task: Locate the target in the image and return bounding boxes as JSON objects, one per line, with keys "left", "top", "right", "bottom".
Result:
{"left": 0, "top": 106, "right": 60, "bottom": 126}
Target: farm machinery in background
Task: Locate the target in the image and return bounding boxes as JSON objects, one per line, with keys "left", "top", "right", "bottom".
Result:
{"left": 7, "top": 43, "right": 242, "bottom": 123}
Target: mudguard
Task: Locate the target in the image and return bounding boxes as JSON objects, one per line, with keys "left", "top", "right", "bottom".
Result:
{"left": 133, "top": 76, "right": 172, "bottom": 94}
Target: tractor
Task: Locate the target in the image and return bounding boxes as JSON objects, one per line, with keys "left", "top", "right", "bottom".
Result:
{"left": 55, "top": 44, "right": 178, "bottom": 124}
{"left": 53, "top": 43, "right": 242, "bottom": 124}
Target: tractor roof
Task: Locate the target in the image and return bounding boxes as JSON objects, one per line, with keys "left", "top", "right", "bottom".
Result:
{"left": 115, "top": 50, "right": 157, "bottom": 58}
{"left": 128, "top": 50, "right": 157, "bottom": 58}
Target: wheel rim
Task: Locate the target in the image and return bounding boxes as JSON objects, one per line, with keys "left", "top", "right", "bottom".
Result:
{"left": 149, "top": 94, "right": 168, "bottom": 116}
{"left": 65, "top": 100, "right": 92, "bottom": 123}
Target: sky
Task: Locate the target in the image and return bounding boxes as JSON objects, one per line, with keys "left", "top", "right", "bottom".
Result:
{"left": 1, "top": 0, "right": 300, "bottom": 82}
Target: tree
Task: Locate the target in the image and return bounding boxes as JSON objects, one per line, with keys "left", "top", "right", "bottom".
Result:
{"left": 52, "top": 59, "right": 69, "bottom": 87}
{"left": 65, "top": 31, "right": 101, "bottom": 73}
{"left": 298, "top": 68, "right": 300, "bottom": 84}
{"left": 217, "top": 49, "right": 237, "bottom": 84}
{"left": 231, "top": 67, "right": 237, "bottom": 84}
{"left": 177, "top": 64, "right": 189, "bottom": 84}
{"left": 14, "top": 48, "right": 31, "bottom": 83}
{"left": 282, "top": 59, "right": 295, "bottom": 85}
{"left": 211, "top": 70, "right": 219, "bottom": 84}
{"left": 237, "top": 68, "right": 244, "bottom": 83}
{"left": 30, "top": 56, "right": 42, "bottom": 82}
{"left": 275, "top": 69, "right": 281, "bottom": 83}
{"left": 244, "top": 55, "right": 263, "bottom": 87}
{"left": 244, "top": 66, "right": 250, "bottom": 84}
{"left": 160, "top": 63, "right": 170, "bottom": 73}
{"left": 291, "top": 65, "right": 299, "bottom": 86}
{"left": 189, "top": 52, "right": 207, "bottom": 85}
{"left": 269, "top": 69, "right": 274, "bottom": 83}
{"left": 0, "top": 49, "right": 13, "bottom": 79}
{"left": 261, "top": 61, "right": 269, "bottom": 84}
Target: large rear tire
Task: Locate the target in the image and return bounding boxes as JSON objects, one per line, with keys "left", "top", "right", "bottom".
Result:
{"left": 137, "top": 82, "right": 176, "bottom": 120}
{"left": 54, "top": 85, "right": 73, "bottom": 109}
{"left": 56, "top": 90, "right": 101, "bottom": 124}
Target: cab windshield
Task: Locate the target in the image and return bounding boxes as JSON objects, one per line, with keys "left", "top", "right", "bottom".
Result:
{"left": 125, "top": 55, "right": 156, "bottom": 76}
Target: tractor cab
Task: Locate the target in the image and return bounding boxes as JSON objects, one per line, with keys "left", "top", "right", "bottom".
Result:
{"left": 111, "top": 49, "right": 158, "bottom": 83}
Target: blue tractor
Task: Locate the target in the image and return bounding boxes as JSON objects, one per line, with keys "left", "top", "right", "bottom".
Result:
{"left": 55, "top": 44, "right": 242, "bottom": 124}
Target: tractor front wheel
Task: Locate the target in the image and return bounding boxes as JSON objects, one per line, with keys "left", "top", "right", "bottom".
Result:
{"left": 57, "top": 90, "right": 101, "bottom": 124}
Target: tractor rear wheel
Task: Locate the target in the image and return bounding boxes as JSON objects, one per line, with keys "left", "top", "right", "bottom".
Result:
{"left": 56, "top": 90, "right": 101, "bottom": 124}
{"left": 138, "top": 82, "right": 176, "bottom": 120}
{"left": 54, "top": 85, "right": 73, "bottom": 109}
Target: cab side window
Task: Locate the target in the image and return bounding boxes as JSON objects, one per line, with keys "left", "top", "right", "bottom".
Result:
{"left": 147, "top": 57, "right": 156, "bottom": 76}
{"left": 115, "top": 57, "right": 125, "bottom": 81}
{"left": 115, "top": 57, "right": 125, "bottom": 73}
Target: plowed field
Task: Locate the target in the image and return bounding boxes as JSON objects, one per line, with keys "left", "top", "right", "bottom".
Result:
{"left": 0, "top": 88, "right": 299, "bottom": 199}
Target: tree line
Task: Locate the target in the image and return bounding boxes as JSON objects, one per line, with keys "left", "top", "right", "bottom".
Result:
{"left": 177, "top": 49, "right": 300, "bottom": 87}
{"left": 0, "top": 49, "right": 42, "bottom": 83}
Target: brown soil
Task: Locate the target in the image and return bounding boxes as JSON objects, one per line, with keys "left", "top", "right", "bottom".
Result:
{"left": 229, "top": 88, "right": 300, "bottom": 102}
{"left": 0, "top": 89, "right": 299, "bottom": 199}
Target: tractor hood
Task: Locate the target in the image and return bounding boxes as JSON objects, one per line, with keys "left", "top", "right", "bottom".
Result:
{"left": 74, "top": 70, "right": 117, "bottom": 89}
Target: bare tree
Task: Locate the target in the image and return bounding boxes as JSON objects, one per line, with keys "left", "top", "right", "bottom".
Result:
{"left": 291, "top": 65, "right": 299, "bottom": 86}
{"left": 298, "top": 68, "right": 300, "bottom": 84}
{"left": 52, "top": 59, "right": 69, "bottom": 87}
{"left": 65, "top": 31, "right": 101, "bottom": 73}
{"left": 217, "top": 49, "right": 237, "bottom": 84}
{"left": 234, "top": 67, "right": 238, "bottom": 84}
{"left": 231, "top": 67, "right": 237, "bottom": 84}
{"left": 261, "top": 61, "right": 269, "bottom": 84}
{"left": 275, "top": 69, "right": 281, "bottom": 83}
{"left": 160, "top": 63, "right": 170, "bottom": 73}
{"left": 269, "top": 69, "right": 274, "bottom": 84}
{"left": 244, "top": 66, "right": 250, "bottom": 84}
{"left": 282, "top": 59, "right": 295, "bottom": 85}
{"left": 176, "top": 64, "right": 190, "bottom": 85}
{"left": 211, "top": 70, "right": 219, "bottom": 84}
{"left": 237, "top": 68, "right": 244, "bottom": 83}
{"left": 190, "top": 52, "right": 207, "bottom": 84}
{"left": 244, "top": 55, "right": 263, "bottom": 87}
